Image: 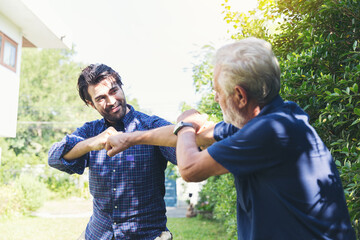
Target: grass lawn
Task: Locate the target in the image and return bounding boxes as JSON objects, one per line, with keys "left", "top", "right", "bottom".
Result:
{"left": 0, "top": 216, "right": 228, "bottom": 240}
{"left": 168, "top": 217, "right": 229, "bottom": 239}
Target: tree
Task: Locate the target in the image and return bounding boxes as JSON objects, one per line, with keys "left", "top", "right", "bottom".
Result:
{"left": 1, "top": 47, "right": 142, "bottom": 182}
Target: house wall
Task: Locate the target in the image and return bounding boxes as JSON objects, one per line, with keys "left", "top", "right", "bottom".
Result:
{"left": 0, "top": 13, "right": 22, "bottom": 137}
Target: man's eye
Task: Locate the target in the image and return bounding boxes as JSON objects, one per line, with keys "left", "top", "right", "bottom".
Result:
{"left": 111, "top": 88, "right": 119, "bottom": 94}
{"left": 96, "top": 97, "right": 105, "bottom": 102}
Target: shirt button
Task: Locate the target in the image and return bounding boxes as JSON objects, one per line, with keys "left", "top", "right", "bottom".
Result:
{"left": 113, "top": 188, "right": 116, "bottom": 191}
{"left": 113, "top": 169, "right": 116, "bottom": 172}
{"left": 114, "top": 222, "right": 116, "bottom": 225}
{"left": 114, "top": 206, "right": 118, "bottom": 209}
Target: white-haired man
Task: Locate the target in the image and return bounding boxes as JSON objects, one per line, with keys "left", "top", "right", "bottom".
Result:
{"left": 106, "top": 37, "right": 356, "bottom": 240}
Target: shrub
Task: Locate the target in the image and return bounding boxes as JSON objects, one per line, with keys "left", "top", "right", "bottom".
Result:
{"left": 14, "top": 174, "right": 49, "bottom": 213}
{"left": 0, "top": 174, "right": 49, "bottom": 218}
{"left": 0, "top": 183, "right": 22, "bottom": 218}
{"left": 196, "top": 175, "right": 237, "bottom": 239}
{"left": 44, "top": 168, "right": 90, "bottom": 199}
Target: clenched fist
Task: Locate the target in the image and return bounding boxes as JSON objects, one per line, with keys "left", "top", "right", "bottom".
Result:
{"left": 88, "top": 126, "right": 118, "bottom": 151}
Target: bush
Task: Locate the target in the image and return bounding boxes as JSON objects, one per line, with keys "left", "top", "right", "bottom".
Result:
{"left": 196, "top": 175, "right": 237, "bottom": 239}
{"left": 0, "top": 174, "right": 49, "bottom": 218}
{"left": 14, "top": 174, "right": 49, "bottom": 213}
{"left": 0, "top": 183, "right": 22, "bottom": 218}
{"left": 44, "top": 168, "right": 90, "bottom": 199}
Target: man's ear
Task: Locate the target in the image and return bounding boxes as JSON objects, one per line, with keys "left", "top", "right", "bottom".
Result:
{"left": 233, "top": 86, "right": 248, "bottom": 109}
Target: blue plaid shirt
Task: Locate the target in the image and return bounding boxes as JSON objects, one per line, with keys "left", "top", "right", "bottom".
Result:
{"left": 48, "top": 105, "right": 177, "bottom": 240}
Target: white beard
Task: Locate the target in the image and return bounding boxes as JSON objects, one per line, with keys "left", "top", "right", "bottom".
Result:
{"left": 221, "top": 98, "right": 246, "bottom": 128}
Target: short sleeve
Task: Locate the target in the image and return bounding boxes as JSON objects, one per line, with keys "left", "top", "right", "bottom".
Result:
{"left": 208, "top": 118, "right": 286, "bottom": 176}
{"left": 213, "top": 121, "right": 240, "bottom": 141}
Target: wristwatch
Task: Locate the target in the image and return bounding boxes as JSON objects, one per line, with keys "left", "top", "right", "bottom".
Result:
{"left": 173, "top": 121, "right": 194, "bottom": 135}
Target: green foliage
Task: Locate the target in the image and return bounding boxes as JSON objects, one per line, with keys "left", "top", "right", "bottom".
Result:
{"left": 191, "top": 46, "right": 222, "bottom": 122}
{"left": 19, "top": 48, "right": 96, "bottom": 123}
{"left": 14, "top": 174, "right": 49, "bottom": 212}
{"left": 275, "top": 0, "right": 360, "bottom": 235}
{"left": 193, "top": 0, "right": 360, "bottom": 238}
{"left": 0, "top": 48, "right": 91, "bottom": 210}
{"left": 0, "top": 47, "right": 147, "bottom": 218}
{"left": 0, "top": 174, "right": 49, "bottom": 218}
{"left": 196, "top": 175, "right": 237, "bottom": 238}
{"left": 0, "top": 183, "right": 22, "bottom": 218}
{"left": 44, "top": 169, "right": 89, "bottom": 199}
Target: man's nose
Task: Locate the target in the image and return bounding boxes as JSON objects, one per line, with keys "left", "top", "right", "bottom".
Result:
{"left": 214, "top": 92, "right": 219, "bottom": 103}
{"left": 107, "top": 95, "right": 116, "bottom": 105}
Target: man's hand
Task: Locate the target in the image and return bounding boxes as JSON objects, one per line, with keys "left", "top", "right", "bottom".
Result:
{"left": 177, "top": 109, "right": 216, "bottom": 149}
{"left": 88, "top": 126, "right": 118, "bottom": 151}
{"left": 105, "top": 132, "right": 132, "bottom": 157}
{"left": 177, "top": 109, "right": 208, "bottom": 133}
{"left": 63, "top": 126, "right": 117, "bottom": 161}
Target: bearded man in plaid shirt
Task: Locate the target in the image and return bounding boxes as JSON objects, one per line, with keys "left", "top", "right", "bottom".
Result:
{"left": 48, "top": 64, "right": 176, "bottom": 240}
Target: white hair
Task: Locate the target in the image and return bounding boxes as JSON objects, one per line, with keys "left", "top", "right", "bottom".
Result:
{"left": 214, "top": 37, "right": 281, "bottom": 106}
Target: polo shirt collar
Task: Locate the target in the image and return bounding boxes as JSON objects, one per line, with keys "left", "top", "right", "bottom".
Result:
{"left": 256, "top": 95, "right": 284, "bottom": 117}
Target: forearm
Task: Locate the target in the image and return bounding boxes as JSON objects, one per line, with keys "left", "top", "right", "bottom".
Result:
{"left": 117, "top": 124, "right": 214, "bottom": 147}
{"left": 134, "top": 125, "right": 177, "bottom": 147}
{"left": 48, "top": 137, "right": 88, "bottom": 174}
{"left": 63, "top": 138, "right": 92, "bottom": 161}
{"left": 106, "top": 123, "right": 217, "bottom": 157}
{"left": 117, "top": 125, "right": 177, "bottom": 149}
{"left": 176, "top": 128, "right": 207, "bottom": 182}
{"left": 176, "top": 127, "right": 229, "bottom": 182}
{"left": 106, "top": 125, "right": 176, "bottom": 156}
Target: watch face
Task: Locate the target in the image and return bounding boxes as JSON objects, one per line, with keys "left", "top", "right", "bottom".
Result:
{"left": 173, "top": 121, "right": 183, "bottom": 135}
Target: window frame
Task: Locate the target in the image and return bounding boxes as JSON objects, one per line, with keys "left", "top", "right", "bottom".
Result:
{"left": 0, "top": 32, "right": 18, "bottom": 72}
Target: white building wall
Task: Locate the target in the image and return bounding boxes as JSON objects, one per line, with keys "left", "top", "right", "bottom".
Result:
{"left": 0, "top": 13, "right": 22, "bottom": 137}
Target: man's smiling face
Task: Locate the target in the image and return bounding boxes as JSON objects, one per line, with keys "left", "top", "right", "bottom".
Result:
{"left": 87, "top": 77, "right": 128, "bottom": 124}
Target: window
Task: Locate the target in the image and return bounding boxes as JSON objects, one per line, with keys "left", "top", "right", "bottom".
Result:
{"left": 0, "top": 36, "right": 2, "bottom": 58}
{"left": 0, "top": 32, "right": 18, "bottom": 72}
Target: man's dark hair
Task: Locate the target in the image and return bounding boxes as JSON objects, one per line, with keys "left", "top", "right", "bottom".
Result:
{"left": 77, "top": 63, "right": 123, "bottom": 105}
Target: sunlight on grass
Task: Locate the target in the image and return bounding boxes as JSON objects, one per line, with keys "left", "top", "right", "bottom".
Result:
{"left": 168, "top": 217, "right": 228, "bottom": 240}
{"left": 0, "top": 216, "right": 228, "bottom": 240}
{"left": 0, "top": 216, "right": 89, "bottom": 240}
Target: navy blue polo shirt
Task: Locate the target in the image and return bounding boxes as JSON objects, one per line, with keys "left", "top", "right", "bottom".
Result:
{"left": 208, "top": 95, "right": 355, "bottom": 240}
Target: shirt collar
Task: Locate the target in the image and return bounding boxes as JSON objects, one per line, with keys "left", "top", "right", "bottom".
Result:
{"left": 256, "top": 95, "right": 284, "bottom": 117}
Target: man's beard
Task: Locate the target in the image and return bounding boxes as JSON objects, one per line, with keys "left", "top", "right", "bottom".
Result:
{"left": 101, "top": 99, "right": 127, "bottom": 124}
{"left": 221, "top": 98, "right": 246, "bottom": 129}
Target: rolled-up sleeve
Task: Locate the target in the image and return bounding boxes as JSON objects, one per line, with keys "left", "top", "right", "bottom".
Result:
{"left": 48, "top": 127, "right": 90, "bottom": 175}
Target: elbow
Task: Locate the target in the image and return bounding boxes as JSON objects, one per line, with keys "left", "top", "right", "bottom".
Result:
{"left": 178, "top": 166, "right": 204, "bottom": 183}
{"left": 48, "top": 157, "right": 58, "bottom": 169}
{"left": 47, "top": 152, "right": 56, "bottom": 167}
{"left": 180, "top": 171, "right": 193, "bottom": 182}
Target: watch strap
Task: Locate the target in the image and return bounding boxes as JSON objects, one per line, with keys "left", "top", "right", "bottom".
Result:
{"left": 173, "top": 121, "right": 194, "bottom": 135}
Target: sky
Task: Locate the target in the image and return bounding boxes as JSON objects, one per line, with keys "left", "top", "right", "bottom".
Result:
{"left": 37, "top": 0, "right": 257, "bottom": 122}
